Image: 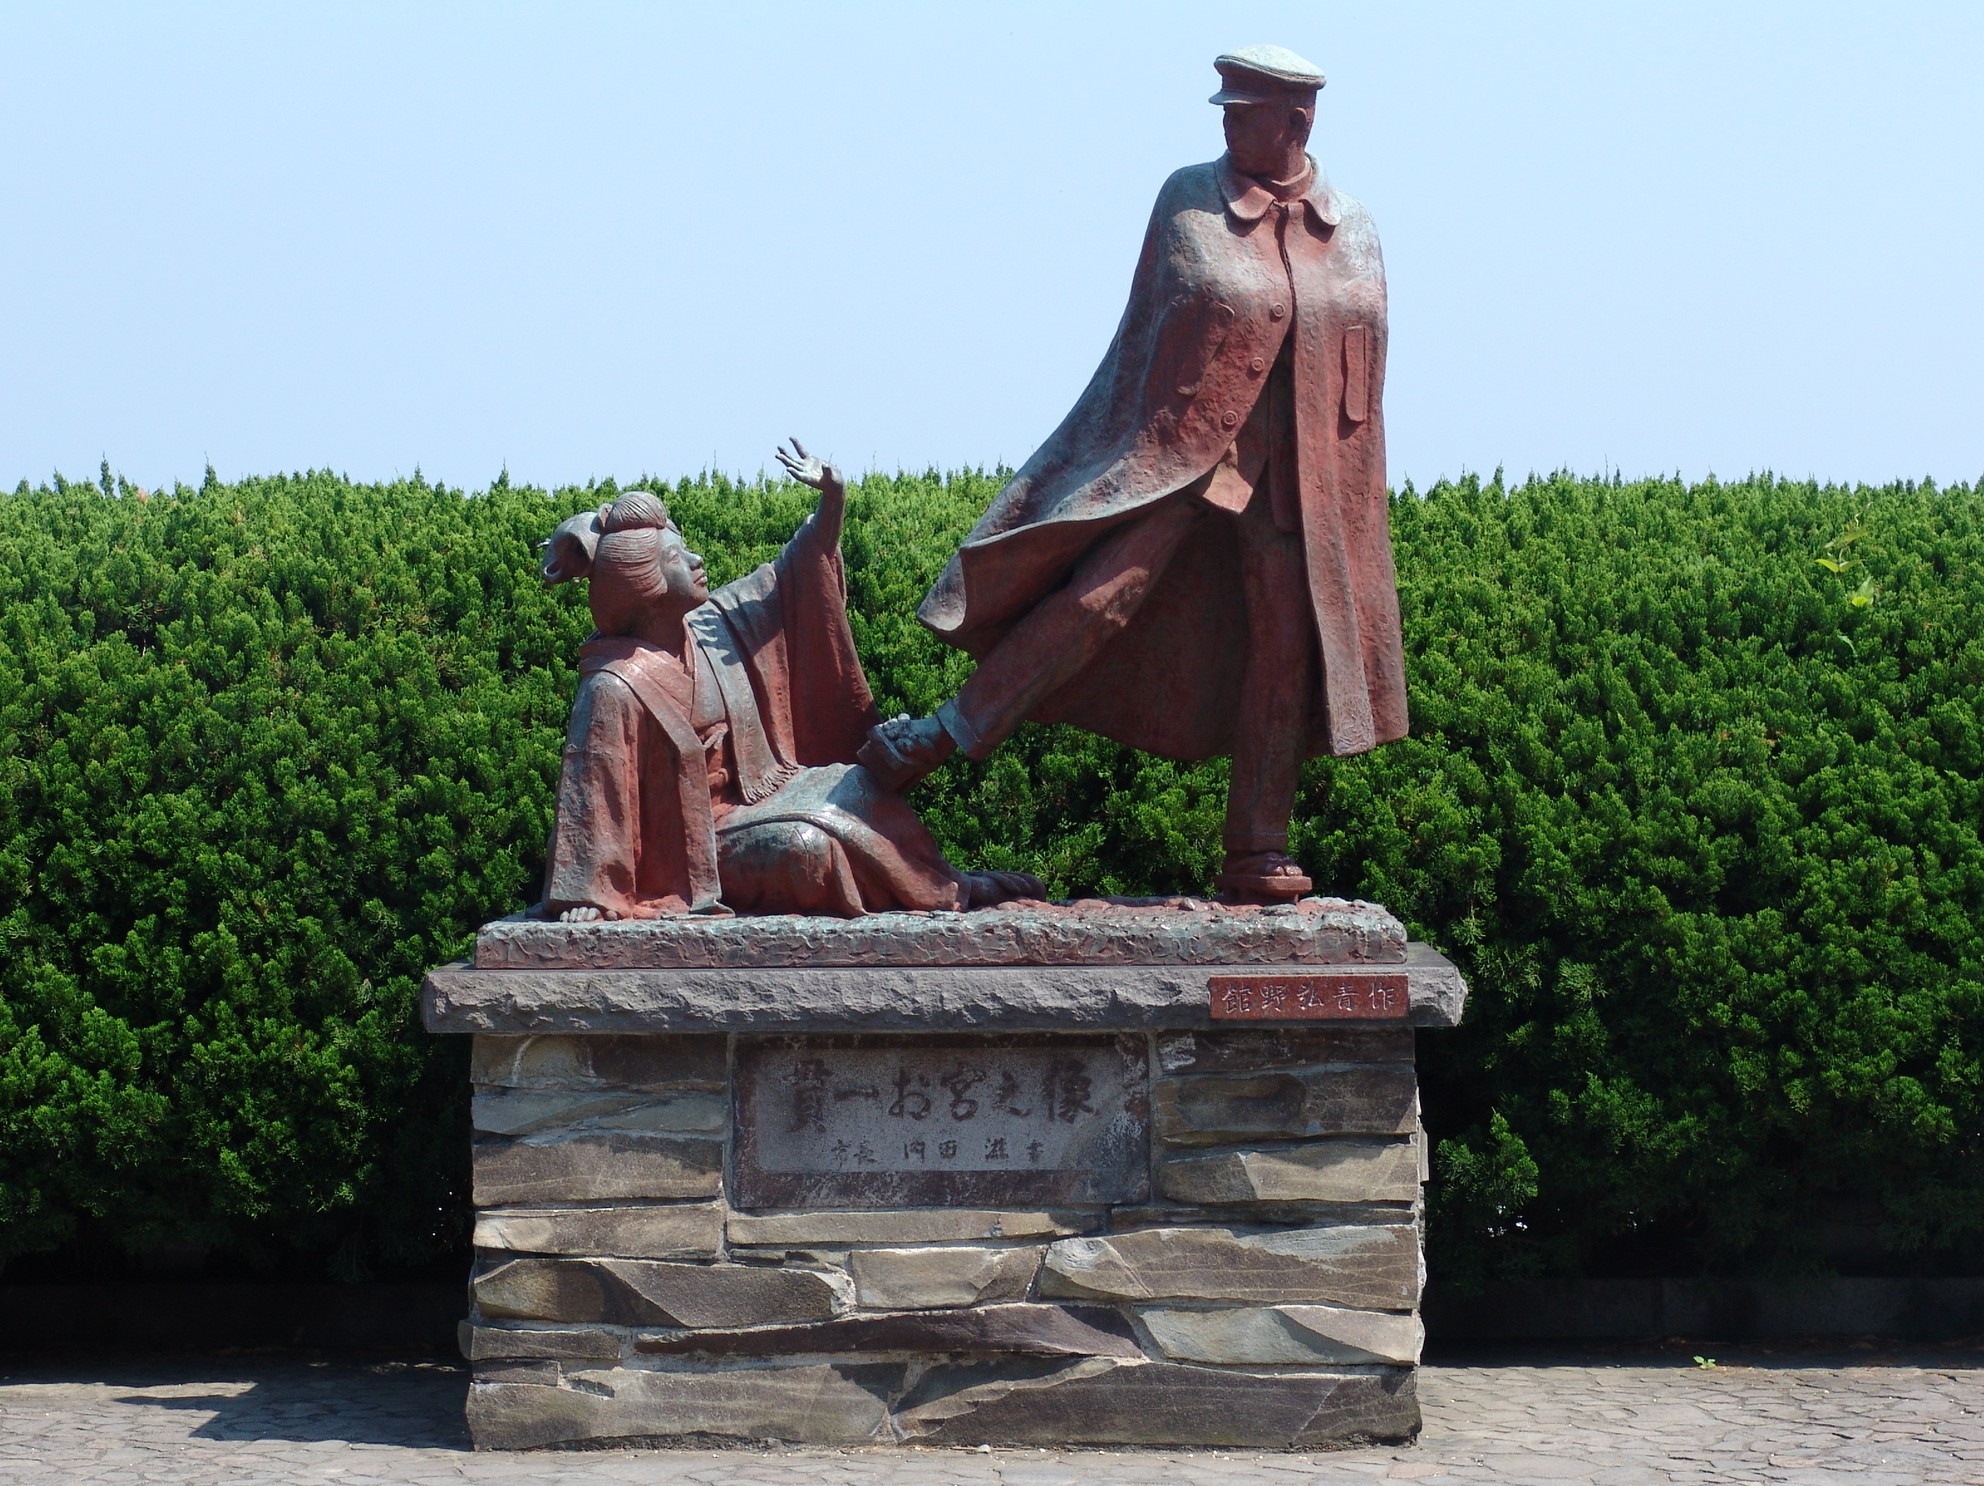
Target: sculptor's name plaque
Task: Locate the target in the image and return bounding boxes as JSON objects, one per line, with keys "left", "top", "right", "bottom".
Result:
{"left": 1209, "top": 971, "right": 1410, "bottom": 1021}
{"left": 733, "top": 1036, "right": 1148, "bottom": 1208}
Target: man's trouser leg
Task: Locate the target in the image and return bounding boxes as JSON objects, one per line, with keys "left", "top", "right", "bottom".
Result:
{"left": 937, "top": 497, "right": 1202, "bottom": 759}
{"left": 1223, "top": 492, "right": 1317, "bottom": 859}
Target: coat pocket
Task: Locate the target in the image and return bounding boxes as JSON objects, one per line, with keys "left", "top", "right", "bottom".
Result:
{"left": 1343, "top": 324, "right": 1372, "bottom": 424}
{"left": 1165, "top": 297, "right": 1236, "bottom": 398}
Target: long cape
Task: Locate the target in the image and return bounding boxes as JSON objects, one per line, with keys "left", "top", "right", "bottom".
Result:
{"left": 917, "top": 154, "right": 1407, "bottom": 759}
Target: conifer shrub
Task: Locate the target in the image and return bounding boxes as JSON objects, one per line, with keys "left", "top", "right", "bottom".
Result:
{"left": 1, "top": 463, "right": 1978, "bottom": 1281}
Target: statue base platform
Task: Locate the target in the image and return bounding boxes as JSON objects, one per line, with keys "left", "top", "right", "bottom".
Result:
{"left": 422, "top": 897, "right": 1467, "bottom": 1450}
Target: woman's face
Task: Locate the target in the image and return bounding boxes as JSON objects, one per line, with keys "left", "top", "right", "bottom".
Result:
{"left": 588, "top": 517, "right": 710, "bottom": 636}
{"left": 655, "top": 522, "right": 709, "bottom": 607}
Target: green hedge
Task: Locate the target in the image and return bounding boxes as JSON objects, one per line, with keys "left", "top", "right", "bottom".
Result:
{"left": 2, "top": 462, "right": 1979, "bottom": 1281}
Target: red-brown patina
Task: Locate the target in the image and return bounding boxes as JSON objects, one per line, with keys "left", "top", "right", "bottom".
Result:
{"left": 536, "top": 445, "right": 1042, "bottom": 920}
{"left": 870, "top": 53, "right": 1408, "bottom": 903}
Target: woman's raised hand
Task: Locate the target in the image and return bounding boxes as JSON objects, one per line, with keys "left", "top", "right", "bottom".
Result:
{"left": 776, "top": 437, "right": 842, "bottom": 495}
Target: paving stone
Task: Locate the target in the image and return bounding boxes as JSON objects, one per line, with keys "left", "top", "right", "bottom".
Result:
{"left": 473, "top": 1257, "right": 845, "bottom": 1329}
{"left": 1156, "top": 1027, "right": 1416, "bottom": 1074}
{"left": 467, "top": 1363, "right": 894, "bottom": 1447}
{"left": 1040, "top": 1224, "right": 1419, "bottom": 1309}
{"left": 1157, "top": 1139, "right": 1421, "bottom": 1205}
{"left": 470, "top": 1033, "right": 727, "bottom": 1090}
{"left": 1138, "top": 1303, "right": 1424, "bottom": 1365}
{"left": 1155, "top": 1066, "right": 1417, "bottom": 1143}
{"left": 632, "top": 1303, "right": 1140, "bottom": 1360}
{"left": 471, "top": 1202, "right": 723, "bottom": 1260}
{"left": 471, "top": 1133, "right": 722, "bottom": 1204}
{"left": 894, "top": 1357, "right": 1419, "bottom": 1447}
{"left": 726, "top": 1208, "right": 1096, "bottom": 1246}
{"left": 847, "top": 1245, "right": 1040, "bottom": 1309}
{"left": 8, "top": 1353, "right": 1984, "bottom": 1480}
{"left": 471, "top": 1088, "right": 726, "bottom": 1137}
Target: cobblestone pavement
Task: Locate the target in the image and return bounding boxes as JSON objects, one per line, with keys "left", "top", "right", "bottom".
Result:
{"left": 1, "top": 1348, "right": 1979, "bottom": 1486}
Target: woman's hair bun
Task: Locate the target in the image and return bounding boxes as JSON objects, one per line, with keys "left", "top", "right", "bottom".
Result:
{"left": 602, "top": 491, "right": 670, "bottom": 533}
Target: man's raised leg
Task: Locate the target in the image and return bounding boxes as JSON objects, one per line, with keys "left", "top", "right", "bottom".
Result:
{"left": 860, "top": 496, "right": 1204, "bottom": 789}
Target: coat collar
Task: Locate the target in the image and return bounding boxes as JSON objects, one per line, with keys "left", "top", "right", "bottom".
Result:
{"left": 1216, "top": 152, "right": 1341, "bottom": 228}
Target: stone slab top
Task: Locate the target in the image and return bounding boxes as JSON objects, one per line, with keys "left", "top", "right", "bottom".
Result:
{"left": 474, "top": 896, "right": 1407, "bottom": 971}
{"left": 422, "top": 942, "right": 1467, "bottom": 1035}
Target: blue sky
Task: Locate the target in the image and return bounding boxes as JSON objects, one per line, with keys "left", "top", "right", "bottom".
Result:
{"left": 4, "top": 2, "right": 1980, "bottom": 493}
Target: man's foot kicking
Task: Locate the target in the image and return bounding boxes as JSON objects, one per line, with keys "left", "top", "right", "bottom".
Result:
{"left": 959, "top": 870, "right": 1047, "bottom": 909}
{"left": 859, "top": 713, "right": 957, "bottom": 792}
{"left": 1216, "top": 850, "right": 1313, "bottom": 904}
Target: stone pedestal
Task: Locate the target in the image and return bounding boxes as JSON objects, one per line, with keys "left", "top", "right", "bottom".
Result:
{"left": 422, "top": 897, "right": 1465, "bottom": 1450}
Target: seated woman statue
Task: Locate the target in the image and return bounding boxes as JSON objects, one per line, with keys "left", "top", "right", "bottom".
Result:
{"left": 536, "top": 440, "right": 1043, "bottom": 920}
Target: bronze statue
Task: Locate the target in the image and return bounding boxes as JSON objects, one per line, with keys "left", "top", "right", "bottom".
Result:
{"left": 536, "top": 441, "right": 1042, "bottom": 920}
{"left": 860, "top": 45, "right": 1407, "bottom": 904}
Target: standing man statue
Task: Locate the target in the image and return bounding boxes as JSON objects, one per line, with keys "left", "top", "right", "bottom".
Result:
{"left": 860, "top": 45, "right": 1408, "bottom": 903}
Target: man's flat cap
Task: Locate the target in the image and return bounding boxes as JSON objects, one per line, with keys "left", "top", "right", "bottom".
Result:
{"left": 1209, "top": 44, "right": 1325, "bottom": 105}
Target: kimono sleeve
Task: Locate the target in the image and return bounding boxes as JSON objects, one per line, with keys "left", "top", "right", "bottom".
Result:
{"left": 542, "top": 674, "right": 665, "bottom": 917}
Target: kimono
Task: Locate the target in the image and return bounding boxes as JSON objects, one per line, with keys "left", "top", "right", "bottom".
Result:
{"left": 542, "top": 505, "right": 965, "bottom": 918}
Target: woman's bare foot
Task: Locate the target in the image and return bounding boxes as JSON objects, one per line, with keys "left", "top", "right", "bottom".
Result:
{"left": 959, "top": 869, "right": 1047, "bottom": 909}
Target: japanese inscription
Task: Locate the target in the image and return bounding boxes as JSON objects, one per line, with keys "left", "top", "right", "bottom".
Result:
{"left": 1208, "top": 972, "right": 1411, "bottom": 1022}
{"left": 733, "top": 1035, "right": 1149, "bottom": 1208}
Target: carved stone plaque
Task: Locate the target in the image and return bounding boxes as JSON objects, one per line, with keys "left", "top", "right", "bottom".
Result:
{"left": 733, "top": 1035, "right": 1149, "bottom": 1209}
{"left": 1208, "top": 971, "right": 1411, "bottom": 1021}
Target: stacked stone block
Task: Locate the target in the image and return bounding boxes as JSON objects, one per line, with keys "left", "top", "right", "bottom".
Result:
{"left": 426, "top": 900, "right": 1464, "bottom": 1448}
{"left": 461, "top": 1022, "right": 1429, "bottom": 1448}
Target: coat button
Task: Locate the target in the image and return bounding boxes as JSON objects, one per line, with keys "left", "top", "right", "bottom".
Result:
{"left": 1270, "top": 303, "right": 1286, "bottom": 320}
{"left": 1249, "top": 356, "right": 1267, "bottom": 374}
{"left": 1221, "top": 410, "right": 1240, "bottom": 429}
